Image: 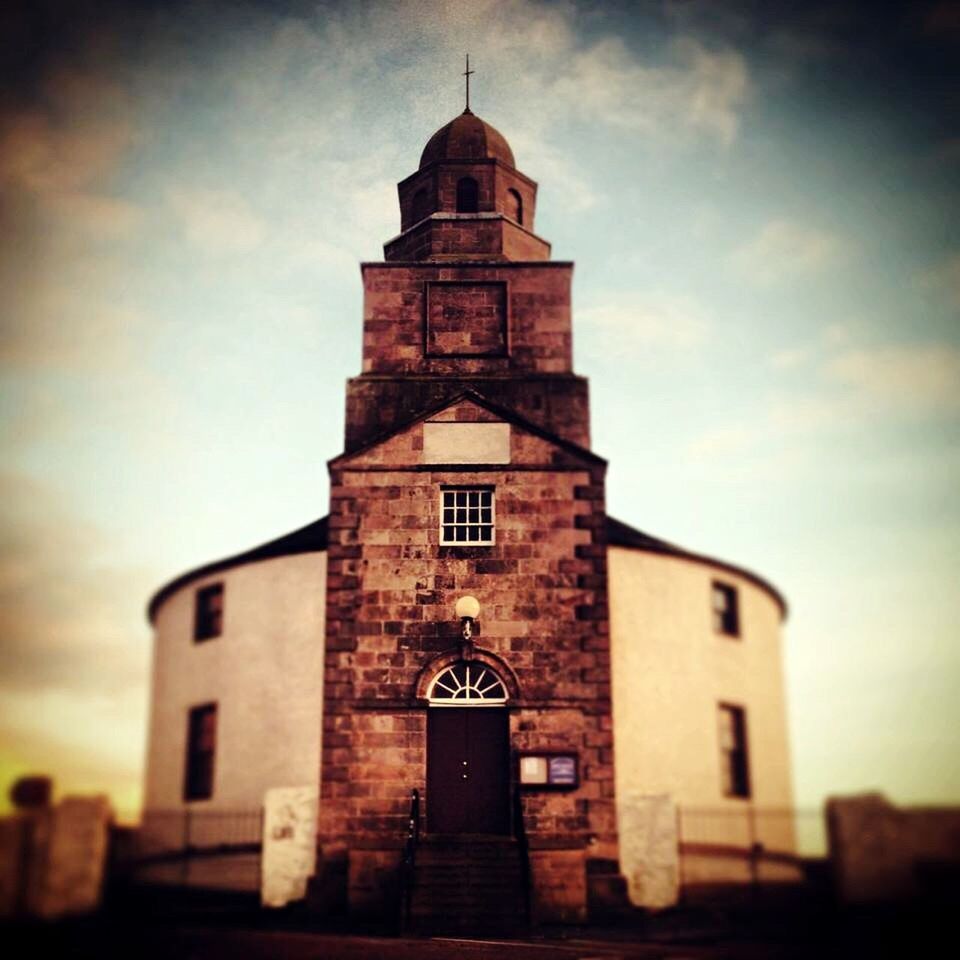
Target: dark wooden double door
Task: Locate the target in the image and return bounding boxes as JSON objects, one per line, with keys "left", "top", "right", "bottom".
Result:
{"left": 426, "top": 708, "right": 510, "bottom": 835}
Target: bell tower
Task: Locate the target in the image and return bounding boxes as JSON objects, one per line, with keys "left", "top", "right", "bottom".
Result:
{"left": 319, "top": 101, "right": 623, "bottom": 928}
{"left": 344, "top": 109, "right": 591, "bottom": 453}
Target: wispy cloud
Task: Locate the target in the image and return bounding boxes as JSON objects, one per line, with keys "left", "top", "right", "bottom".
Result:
{"left": 0, "top": 75, "right": 134, "bottom": 195}
{"left": 548, "top": 35, "right": 749, "bottom": 147}
{"left": 690, "top": 333, "right": 960, "bottom": 469}
{"left": 684, "top": 425, "right": 754, "bottom": 462}
{"left": 0, "top": 282, "right": 144, "bottom": 371}
{"left": 0, "top": 59, "right": 141, "bottom": 243}
{"left": 827, "top": 343, "right": 960, "bottom": 415}
{"left": 917, "top": 251, "right": 960, "bottom": 312}
{"left": 769, "top": 346, "right": 813, "bottom": 370}
{"left": 580, "top": 292, "right": 710, "bottom": 356}
{"left": 730, "top": 219, "right": 853, "bottom": 286}
{"left": 167, "top": 187, "right": 266, "bottom": 254}
{"left": 0, "top": 474, "right": 153, "bottom": 699}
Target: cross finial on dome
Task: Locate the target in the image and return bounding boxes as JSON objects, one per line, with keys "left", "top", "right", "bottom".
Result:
{"left": 463, "top": 54, "right": 474, "bottom": 114}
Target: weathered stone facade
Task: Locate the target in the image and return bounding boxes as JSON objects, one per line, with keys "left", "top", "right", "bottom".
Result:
{"left": 318, "top": 109, "right": 620, "bottom": 921}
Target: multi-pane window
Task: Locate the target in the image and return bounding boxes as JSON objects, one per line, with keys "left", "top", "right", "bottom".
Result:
{"left": 194, "top": 583, "right": 224, "bottom": 642}
{"left": 711, "top": 581, "right": 740, "bottom": 637}
{"left": 718, "top": 703, "right": 750, "bottom": 799}
{"left": 440, "top": 488, "right": 495, "bottom": 544}
{"left": 183, "top": 703, "right": 217, "bottom": 801}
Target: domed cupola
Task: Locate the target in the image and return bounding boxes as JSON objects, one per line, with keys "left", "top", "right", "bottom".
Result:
{"left": 387, "top": 107, "right": 546, "bottom": 263}
{"left": 419, "top": 109, "right": 516, "bottom": 170}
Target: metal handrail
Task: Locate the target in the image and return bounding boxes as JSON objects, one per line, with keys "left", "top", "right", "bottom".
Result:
{"left": 399, "top": 788, "right": 420, "bottom": 931}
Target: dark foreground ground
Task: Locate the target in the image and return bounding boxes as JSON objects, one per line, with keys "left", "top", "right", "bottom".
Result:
{"left": 4, "top": 895, "right": 957, "bottom": 960}
{"left": 4, "top": 919, "right": 957, "bottom": 960}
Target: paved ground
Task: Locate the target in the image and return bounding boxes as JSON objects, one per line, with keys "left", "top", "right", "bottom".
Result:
{"left": 0, "top": 924, "right": 810, "bottom": 959}
{"left": 6, "top": 914, "right": 953, "bottom": 960}
{"left": 4, "top": 896, "right": 955, "bottom": 959}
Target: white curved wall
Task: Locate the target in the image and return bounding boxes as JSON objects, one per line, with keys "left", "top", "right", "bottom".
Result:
{"left": 141, "top": 542, "right": 793, "bottom": 895}
{"left": 609, "top": 546, "right": 794, "bottom": 895}
{"left": 144, "top": 552, "right": 327, "bottom": 814}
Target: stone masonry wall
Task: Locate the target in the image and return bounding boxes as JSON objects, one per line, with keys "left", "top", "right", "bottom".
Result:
{"left": 397, "top": 160, "right": 537, "bottom": 233}
{"left": 344, "top": 374, "right": 591, "bottom": 453}
{"left": 384, "top": 216, "right": 550, "bottom": 262}
{"left": 359, "top": 263, "right": 573, "bottom": 377}
{"left": 318, "top": 401, "right": 616, "bottom": 916}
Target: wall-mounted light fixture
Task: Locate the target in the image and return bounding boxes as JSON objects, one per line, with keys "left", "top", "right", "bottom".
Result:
{"left": 455, "top": 595, "right": 480, "bottom": 659}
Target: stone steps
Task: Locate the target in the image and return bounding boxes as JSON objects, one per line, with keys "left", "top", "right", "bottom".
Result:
{"left": 408, "top": 836, "right": 528, "bottom": 935}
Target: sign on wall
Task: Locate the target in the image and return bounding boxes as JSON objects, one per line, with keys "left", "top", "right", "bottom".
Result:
{"left": 518, "top": 752, "right": 579, "bottom": 790}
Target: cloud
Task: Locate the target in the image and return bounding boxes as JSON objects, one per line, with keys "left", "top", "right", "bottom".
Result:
{"left": 580, "top": 292, "right": 710, "bottom": 355}
{"left": 0, "top": 473, "right": 153, "bottom": 699}
{"left": 698, "top": 335, "right": 960, "bottom": 474}
{"left": 769, "top": 346, "right": 813, "bottom": 370}
{"left": 917, "top": 252, "right": 960, "bottom": 311}
{"left": 167, "top": 187, "right": 266, "bottom": 254}
{"left": 0, "top": 272, "right": 145, "bottom": 371}
{"left": 548, "top": 34, "right": 749, "bottom": 147}
{"left": 508, "top": 136, "right": 598, "bottom": 212}
{"left": 0, "top": 75, "right": 134, "bottom": 196}
{"left": 0, "top": 58, "right": 142, "bottom": 244}
{"left": 763, "top": 339, "right": 960, "bottom": 439}
{"left": 219, "top": 0, "right": 750, "bottom": 198}
{"left": 685, "top": 425, "right": 755, "bottom": 462}
{"left": 730, "top": 219, "right": 852, "bottom": 285}
{"left": 826, "top": 343, "right": 960, "bottom": 415}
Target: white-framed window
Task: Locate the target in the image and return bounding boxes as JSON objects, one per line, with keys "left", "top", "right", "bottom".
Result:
{"left": 440, "top": 487, "right": 495, "bottom": 544}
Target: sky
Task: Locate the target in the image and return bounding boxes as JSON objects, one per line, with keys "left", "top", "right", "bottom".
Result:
{"left": 1, "top": 0, "right": 958, "bottom": 823}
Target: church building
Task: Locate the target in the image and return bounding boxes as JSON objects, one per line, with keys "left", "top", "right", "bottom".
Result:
{"left": 143, "top": 101, "right": 793, "bottom": 926}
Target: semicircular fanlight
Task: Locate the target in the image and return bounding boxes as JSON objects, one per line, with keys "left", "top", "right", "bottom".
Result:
{"left": 427, "top": 661, "right": 508, "bottom": 705}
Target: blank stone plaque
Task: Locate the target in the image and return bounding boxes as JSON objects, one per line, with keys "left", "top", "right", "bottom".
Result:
{"left": 426, "top": 281, "right": 507, "bottom": 357}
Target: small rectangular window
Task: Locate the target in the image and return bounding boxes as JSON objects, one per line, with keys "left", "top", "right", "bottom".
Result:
{"left": 440, "top": 488, "right": 495, "bottom": 545}
{"left": 194, "top": 583, "right": 224, "bottom": 641}
{"left": 184, "top": 703, "right": 217, "bottom": 801}
{"left": 718, "top": 703, "right": 750, "bottom": 799}
{"left": 711, "top": 581, "right": 739, "bottom": 637}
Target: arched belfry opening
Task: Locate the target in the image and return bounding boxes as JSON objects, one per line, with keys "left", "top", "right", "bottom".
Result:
{"left": 506, "top": 188, "right": 523, "bottom": 225}
{"left": 411, "top": 187, "right": 430, "bottom": 224}
{"left": 456, "top": 176, "right": 479, "bottom": 213}
{"left": 385, "top": 108, "right": 545, "bottom": 268}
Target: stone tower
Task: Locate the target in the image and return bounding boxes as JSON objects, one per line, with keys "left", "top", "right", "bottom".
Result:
{"left": 318, "top": 106, "right": 622, "bottom": 925}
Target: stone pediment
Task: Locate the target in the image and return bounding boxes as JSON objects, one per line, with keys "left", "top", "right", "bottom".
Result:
{"left": 329, "top": 391, "right": 605, "bottom": 472}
